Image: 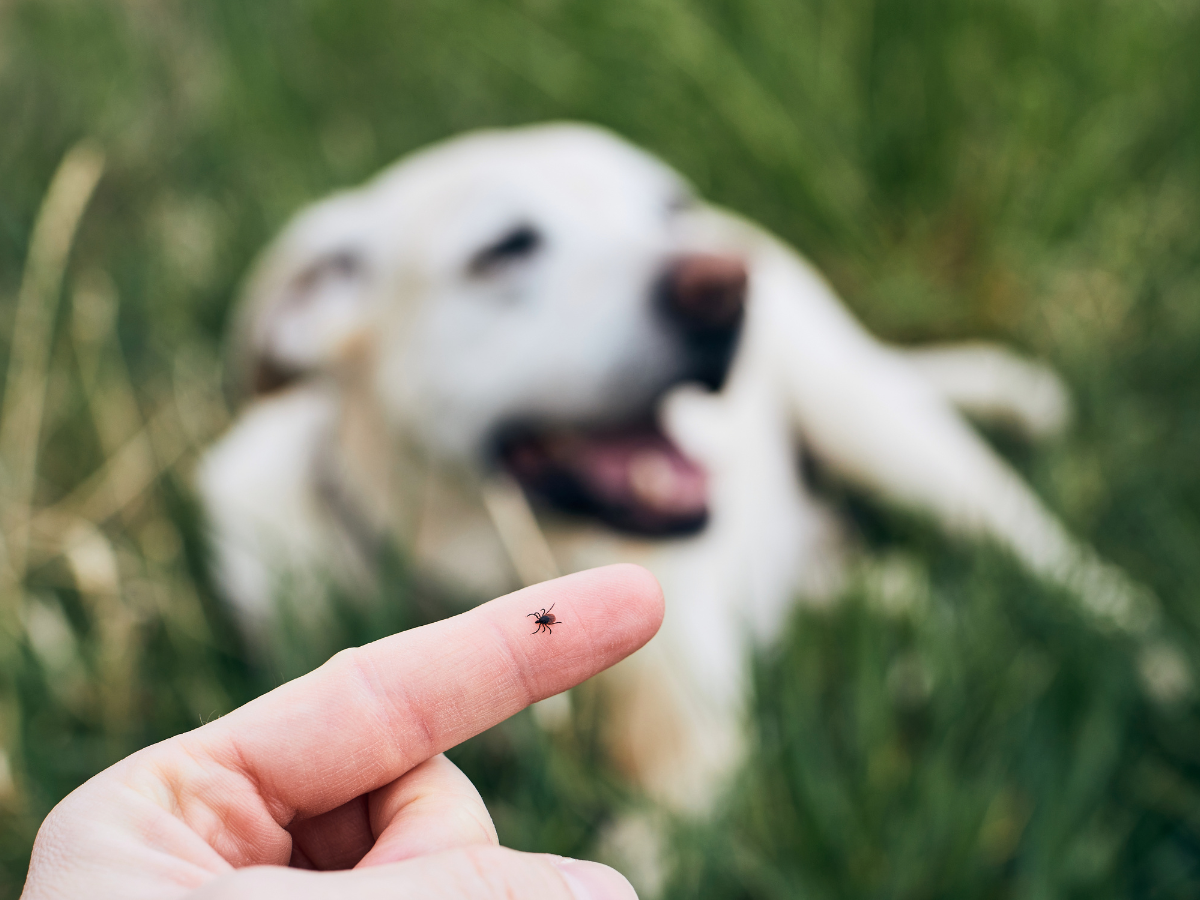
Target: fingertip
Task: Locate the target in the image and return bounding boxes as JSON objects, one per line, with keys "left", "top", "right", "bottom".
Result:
{"left": 570, "top": 564, "right": 664, "bottom": 655}
{"left": 605, "top": 563, "right": 665, "bottom": 635}
{"left": 490, "top": 564, "right": 663, "bottom": 697}
{"left": 523, "top": 564, "right": 663, "bottom": 643}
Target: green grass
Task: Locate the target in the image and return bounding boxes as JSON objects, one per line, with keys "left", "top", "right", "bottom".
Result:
{"left": 4, "top": 0, "right": 1200, "bottom": 896}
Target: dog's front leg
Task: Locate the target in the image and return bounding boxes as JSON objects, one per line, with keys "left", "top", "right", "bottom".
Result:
{"left": 900, "top": 342, "right": 1072, "bottom": 440}
{"left": 749, "top": 246, "right": 1152, "bottom": 632}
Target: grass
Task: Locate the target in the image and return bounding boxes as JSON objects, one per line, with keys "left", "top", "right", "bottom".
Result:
{"left": 3, "top": 0, "right": 1200, "bottom": 896}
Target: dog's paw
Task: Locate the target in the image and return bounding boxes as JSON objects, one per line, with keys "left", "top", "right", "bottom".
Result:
{"left": 905, "top": 342, "right": 1074, "bottom": 440}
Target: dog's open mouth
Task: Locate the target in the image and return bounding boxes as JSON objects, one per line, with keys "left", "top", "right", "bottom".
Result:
{"left": 496, "top": 419, "right": 708, "bottom": 536}
{"left": 491, "top": 253, "right": 751, "bottom": 537}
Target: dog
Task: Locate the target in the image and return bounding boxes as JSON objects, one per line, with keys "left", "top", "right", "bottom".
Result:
{"left": 198, "top": 122, "right": 1146, "bottom": 819}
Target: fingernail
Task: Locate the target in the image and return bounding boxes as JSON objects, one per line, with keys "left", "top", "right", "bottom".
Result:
{"left": 552, "top": 857, "right": 639, "bottom": 900}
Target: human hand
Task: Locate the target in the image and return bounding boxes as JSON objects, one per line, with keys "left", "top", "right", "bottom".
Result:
{"left": 21, "top": 564, "right": 663, "bottom": 899}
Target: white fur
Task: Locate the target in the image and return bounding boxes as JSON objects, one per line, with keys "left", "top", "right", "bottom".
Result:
{"left": 198, "top": 123, "right": 1137, "bottom": 814}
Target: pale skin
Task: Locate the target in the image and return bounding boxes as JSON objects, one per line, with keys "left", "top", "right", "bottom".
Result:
{"left": 21, "top": 564, "right": 663, "bottom": 900}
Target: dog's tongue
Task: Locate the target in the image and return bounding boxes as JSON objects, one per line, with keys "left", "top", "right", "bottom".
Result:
{"left": 501, "top": 424, "right": 709, "bottom": 535}
{"left": 568, "top": 432, "right": 708, "bottom": 517}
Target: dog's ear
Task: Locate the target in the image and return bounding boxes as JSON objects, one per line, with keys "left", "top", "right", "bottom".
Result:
{"left": 249, "top": 248, "right": 370, "bottom": 393}
{"left": 232, "top": 195, "right": 375, "bottom": 397}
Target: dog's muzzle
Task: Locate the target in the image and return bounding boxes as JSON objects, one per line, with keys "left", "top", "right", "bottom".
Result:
{"left": 495, "top": 254, "right": 748, "bottom": 537}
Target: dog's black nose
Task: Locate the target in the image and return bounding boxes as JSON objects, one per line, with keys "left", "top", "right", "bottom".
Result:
{"left": 657, "top": 254, "right": 747, "bottom": 392}
{"left": 659, "top": 254, "right": 748, "bottom": 332}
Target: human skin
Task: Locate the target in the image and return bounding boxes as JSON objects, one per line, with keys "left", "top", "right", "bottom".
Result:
{"left": 21, "top": 564, "right": 664, "bottom": 899}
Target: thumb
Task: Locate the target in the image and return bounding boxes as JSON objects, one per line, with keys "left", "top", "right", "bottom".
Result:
{"left": 188, "top": 847, "right": 638, "bottom": 899}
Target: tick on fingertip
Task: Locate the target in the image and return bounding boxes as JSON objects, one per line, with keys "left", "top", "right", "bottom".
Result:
{"left": 528, "top": 603, "right": 561, "bottom": 635}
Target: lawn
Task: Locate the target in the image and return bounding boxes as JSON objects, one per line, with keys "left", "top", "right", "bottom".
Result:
{"left": 3, "top": 0, "right": 1200, "bottom": 896}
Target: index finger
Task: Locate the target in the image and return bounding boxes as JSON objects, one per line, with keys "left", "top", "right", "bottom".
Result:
{"left": 192, "top": 564, "right": 662, "bottom": 818}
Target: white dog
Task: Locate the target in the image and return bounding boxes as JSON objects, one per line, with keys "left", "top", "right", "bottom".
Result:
{"left": 198, "top": 122, "right": 1144, "bottom": 817}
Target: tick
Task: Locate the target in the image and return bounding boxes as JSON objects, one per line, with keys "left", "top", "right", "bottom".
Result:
{"left": 528, "top": 603, "right": 562, "bottom": 635}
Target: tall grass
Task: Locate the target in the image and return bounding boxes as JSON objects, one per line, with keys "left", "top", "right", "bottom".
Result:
{"left": 3, "top": 0, "right": 1200, "bottom": 896}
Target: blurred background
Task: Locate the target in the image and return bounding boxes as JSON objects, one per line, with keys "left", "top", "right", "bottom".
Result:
{"left": 3, "top": 0, "right": 1200, "bottom": 896}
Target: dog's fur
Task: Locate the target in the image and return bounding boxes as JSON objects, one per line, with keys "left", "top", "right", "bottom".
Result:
{"left": 198, "top": 123, "right": 1141, "bottom": 814}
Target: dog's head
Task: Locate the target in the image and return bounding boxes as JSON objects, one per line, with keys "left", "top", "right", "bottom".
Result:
{"left": 236, "top": 123, "right": 748, "bottom": 536}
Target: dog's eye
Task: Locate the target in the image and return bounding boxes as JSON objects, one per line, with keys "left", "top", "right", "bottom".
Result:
{"left": 469, "top": 224, "right": 542, "bottom": 276}
{"left": 294, "top": 250, "right": 364, "bottom": 293}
